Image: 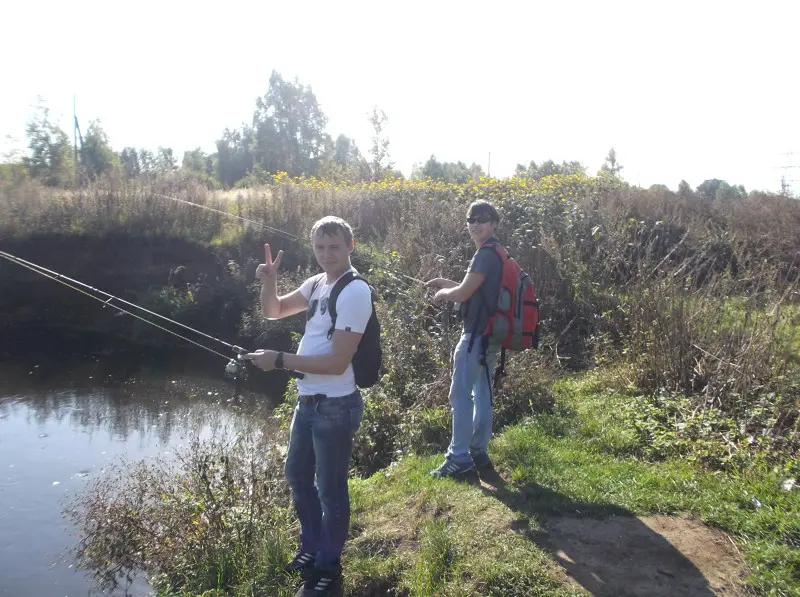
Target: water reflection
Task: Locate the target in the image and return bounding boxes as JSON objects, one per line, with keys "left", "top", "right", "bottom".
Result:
{"left": 0, "top": 360, "right": 284, "bottom": 597}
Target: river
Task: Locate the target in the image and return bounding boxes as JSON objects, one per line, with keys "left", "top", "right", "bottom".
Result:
{"left": 0, "top": 355, "right": 283, "bottom": 597}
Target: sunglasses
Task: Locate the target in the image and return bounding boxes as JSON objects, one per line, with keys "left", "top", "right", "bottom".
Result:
{"left": 466, "top": 216, "right": 493, "bottom": 224}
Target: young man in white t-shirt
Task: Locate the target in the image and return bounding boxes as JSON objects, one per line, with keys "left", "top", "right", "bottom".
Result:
{"left": 243, "top": 216, "right": 372, "bottom": 597}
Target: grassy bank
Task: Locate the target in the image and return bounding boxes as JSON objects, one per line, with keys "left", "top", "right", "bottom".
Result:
{"left": 3, "top": 174, "right": 797, "bottom": 594}
{"left": 344, "top": 372, "right": 799, "bottom": 597}
{"left": 70, "top": 371, "right": 800, "bottom": 596}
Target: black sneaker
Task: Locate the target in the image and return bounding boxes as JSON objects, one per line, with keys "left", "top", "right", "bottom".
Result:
{"left": 294, "top": 566, "right": 342, "bottom": 596}
{"left": 284, "top": 550, "right": 316, "bottom": 573}
{"left": 476, "top": 459, "right": 494, "bottom": 471}
{"left": 470, "top": 451, "right": 494, "bottom": 470}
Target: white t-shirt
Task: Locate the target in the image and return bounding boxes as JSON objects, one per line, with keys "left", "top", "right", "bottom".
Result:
{"left": 295, "top": 267, "right": 372, "bottom": 397}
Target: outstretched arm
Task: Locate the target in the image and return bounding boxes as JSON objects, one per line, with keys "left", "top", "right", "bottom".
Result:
{"left": 433, "top": 272, "right": 485, "bottom": 304}
{"left": 257, "top": 243, "right": 308, "bottom": 319}
{"left": 425, "top": 277, "right": 459, "bottom": 290}
{"left": 243, "top": 329, "right": 363, "bottom": 375}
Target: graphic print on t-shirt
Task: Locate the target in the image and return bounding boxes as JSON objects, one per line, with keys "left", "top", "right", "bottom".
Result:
{"left": 306, "top": 296, "right": 329, "bottom": 320}
{"left": 308, "top": 298, "right": 318, "bottom": 319}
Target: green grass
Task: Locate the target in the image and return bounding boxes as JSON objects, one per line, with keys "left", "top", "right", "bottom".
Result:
{"left": 503, "top": 375, "right": 800, "bottom": 595}
{"left": 717, "top": 297, "right": 800, "bottom": 366}
{"left": 340, "top": 371, "right": 800, "bottom": 597}
{"left": 85, "top": 367, "right": 799, "bottom": 597}
{"left": 346, "top": 457, "right": 583, "bottom": 597}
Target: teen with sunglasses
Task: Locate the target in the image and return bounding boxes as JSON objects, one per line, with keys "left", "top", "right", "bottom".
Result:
{"left": 425, "top": 200, "right": 503, "bottom": 478}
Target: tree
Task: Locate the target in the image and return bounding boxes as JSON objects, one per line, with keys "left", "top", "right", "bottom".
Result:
{"left": 203, "top": 153, "right": 218, "bottom": 179}
{"left": 0, "top": 136, "right": 28, "bottom": 182}
{"left": 81, "top": 120, "right": 119, "bottom": 180}
{"left": 327, "top": 134, "right": 369, "bottom": 181}
{"left": 212, "top": 71, "right": 332, "bottom": 186}
{"left": 119, "top": 147, "right": 141, "bottom": 178}
{"left": 215, "top": 128, "right": 254, "bottom": 188}
{"left": 463, "top": 162, "right": 484, "bottom": 181}
{"left": 155, "top": 147, "right": 177, "bottom": 173}
{"left": 722, "top": 184, "right": 746, "bottom": 200}
{"left": 251, "top": 71, "right": 330, "bottom": 177}
{"left": 181, "top": 147, "right": 217, "bottom": 183}
{"left": 23, "top": 102, "right": 73, "bottom": 186}
{"left": 139, "top": 149, "right": 156, "bottom": 175}
{"left": 696, "top": 179, "right": 746, "bottom": 201}
{"left": 600, "top": 147, "right": 623, "bottom": 177}
{"left": 515, "top": 159, "right": 585, "bottom": 180}
{"left": 413, "top": 155, "right": 444, "bottom": 180}
{"left": 412, "top": 155, "right": 484, "bottom": 183}
{"left": 333, "top": 134, "right": 358, "bottom": 167}
{"left": 182, "top": 147, "right": 210, "bottom": 173}
{"left": 368, "top": 107, "right": 393, "bottom": 180}
{"left": 676, "top": 180, "right": 694, "bottom": 200}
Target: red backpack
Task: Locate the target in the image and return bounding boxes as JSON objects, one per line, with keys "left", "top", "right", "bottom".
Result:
{"left": 473, "top": 240, "right": 539, "bottom": 388}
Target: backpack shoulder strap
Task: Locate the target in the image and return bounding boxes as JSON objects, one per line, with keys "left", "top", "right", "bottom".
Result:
{"left": 309, "top": 273, "right": 326, "bottom": 298}
{"left": 477, "top": 240, "right": 508, "bottom": 270}
{"left": 330, "top": 273, "right": 374, "bottom": 316}
{"left": 327, "top": 271, "right": 374, "bottom": 339}
{"left": 480, "top": 239, "right": 507, "bottom": 259}
{"left": 474, "top": 241, "right": 506, "bottom": 310}
{"left": 466, "top": 243, "right": 505, "bottom": 354}
{"left": 328, "top": 271, "right": 358, "bottom": 326}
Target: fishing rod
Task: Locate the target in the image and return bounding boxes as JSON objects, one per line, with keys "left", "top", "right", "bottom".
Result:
{"left": 0, "top": 250, "right": 304, "bottom": 386}
{"left": 154, "top": 193, "right": 427, "bottom": 286}
{"left": 0, "top": 251, "right": 241, "bottom": 356}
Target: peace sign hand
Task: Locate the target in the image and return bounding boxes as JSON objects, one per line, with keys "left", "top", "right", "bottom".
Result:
{"left": 255, "top": 243, "right": 284, "bottom": 282}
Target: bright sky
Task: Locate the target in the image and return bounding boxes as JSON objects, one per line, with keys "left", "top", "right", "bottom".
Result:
{"left": 2, "top": 0, "right": 798, "bottom": 192}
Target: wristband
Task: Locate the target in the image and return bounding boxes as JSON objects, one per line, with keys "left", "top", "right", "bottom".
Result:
{"left": 275, "top": 351, "right": 285, "bottom": 369}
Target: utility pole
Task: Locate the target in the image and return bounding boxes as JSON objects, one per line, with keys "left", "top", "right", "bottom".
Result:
{"left": 73, "top": 95, "right": 77, "bottom": 185}
{"left": 776, "top": 151, "right": 799, "bottom": 197}
{"left": 488, "top": 151, "right": 491, "bottom": 178}
{"left": 72, "top": 96, "right": 86, "bottom": 189}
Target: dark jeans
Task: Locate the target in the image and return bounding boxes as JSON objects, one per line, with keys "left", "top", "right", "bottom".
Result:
{"left": 284, "top": 390, "right": 364, "bottom": 568}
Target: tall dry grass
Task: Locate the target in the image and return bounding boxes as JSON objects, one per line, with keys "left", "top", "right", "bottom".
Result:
{"left": 2, "top": 172, "right": 799, "bottom": 457}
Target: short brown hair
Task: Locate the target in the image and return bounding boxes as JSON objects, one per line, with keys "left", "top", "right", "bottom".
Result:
{"left": 467, "top": 200, "right": 500, "bottom": 224}
{"left": 310, "top": 216, "right": 354, "bottom": 245}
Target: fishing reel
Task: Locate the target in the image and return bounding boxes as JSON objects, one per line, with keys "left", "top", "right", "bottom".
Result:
{"left": 225, "top": 346, "right": 250, "bottom": 391}
{"left": 225, "top": 357, "right": 248, "bottom": 382}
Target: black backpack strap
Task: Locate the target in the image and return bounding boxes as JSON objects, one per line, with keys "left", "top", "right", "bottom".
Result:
{"left": 474, "top": 334, "right": 494, "bottom": 405}
{"left": 493, "top": 346, "right": 507, "bottom": 390}
{"left": 466, "top": 312, "right": 482, "bottom": 353}
{"left": 327, "top": 271, "right": 370, "bottom": 340}
{"left": 310, "top": 273, "right": 325, "bottom": 298}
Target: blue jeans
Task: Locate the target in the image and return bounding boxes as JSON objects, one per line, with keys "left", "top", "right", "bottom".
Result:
{"left": 446, "top": 333, "right": 498, "bottom": 465}
{"left": 284, "top": 390, "right": 364, "bottom": 568}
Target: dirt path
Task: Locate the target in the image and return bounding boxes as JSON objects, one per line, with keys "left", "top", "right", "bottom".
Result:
{"left": 540, "top": 513, "right": 747, "bottom": 596}
{"left": 475, "top": 470, "right": 749, "bottom": 596}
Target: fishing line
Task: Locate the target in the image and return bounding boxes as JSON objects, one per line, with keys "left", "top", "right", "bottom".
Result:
{"left": 154, "top": 193, "right": 427, "bottom": 285}
{"left": 0, "top": 250, "right": 235, "bottom": 362}
{"left": 0, "top": 250, "right": 313, "bottom": 386}
{"left": 0, "top": 250, "right": 244, "bottom": 356}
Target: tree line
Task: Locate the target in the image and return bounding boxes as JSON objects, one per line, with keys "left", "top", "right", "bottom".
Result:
{"left": 1, "top": 71, "right": 775, "bottom": 200}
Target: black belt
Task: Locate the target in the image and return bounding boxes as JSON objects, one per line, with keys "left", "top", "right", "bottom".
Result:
{"left": 298, "top": 393, "right": 328, "bottom": 404}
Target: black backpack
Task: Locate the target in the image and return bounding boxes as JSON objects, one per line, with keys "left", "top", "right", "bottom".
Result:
{"left": 310, "top": 271, "right": 383, "bottom": 388}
